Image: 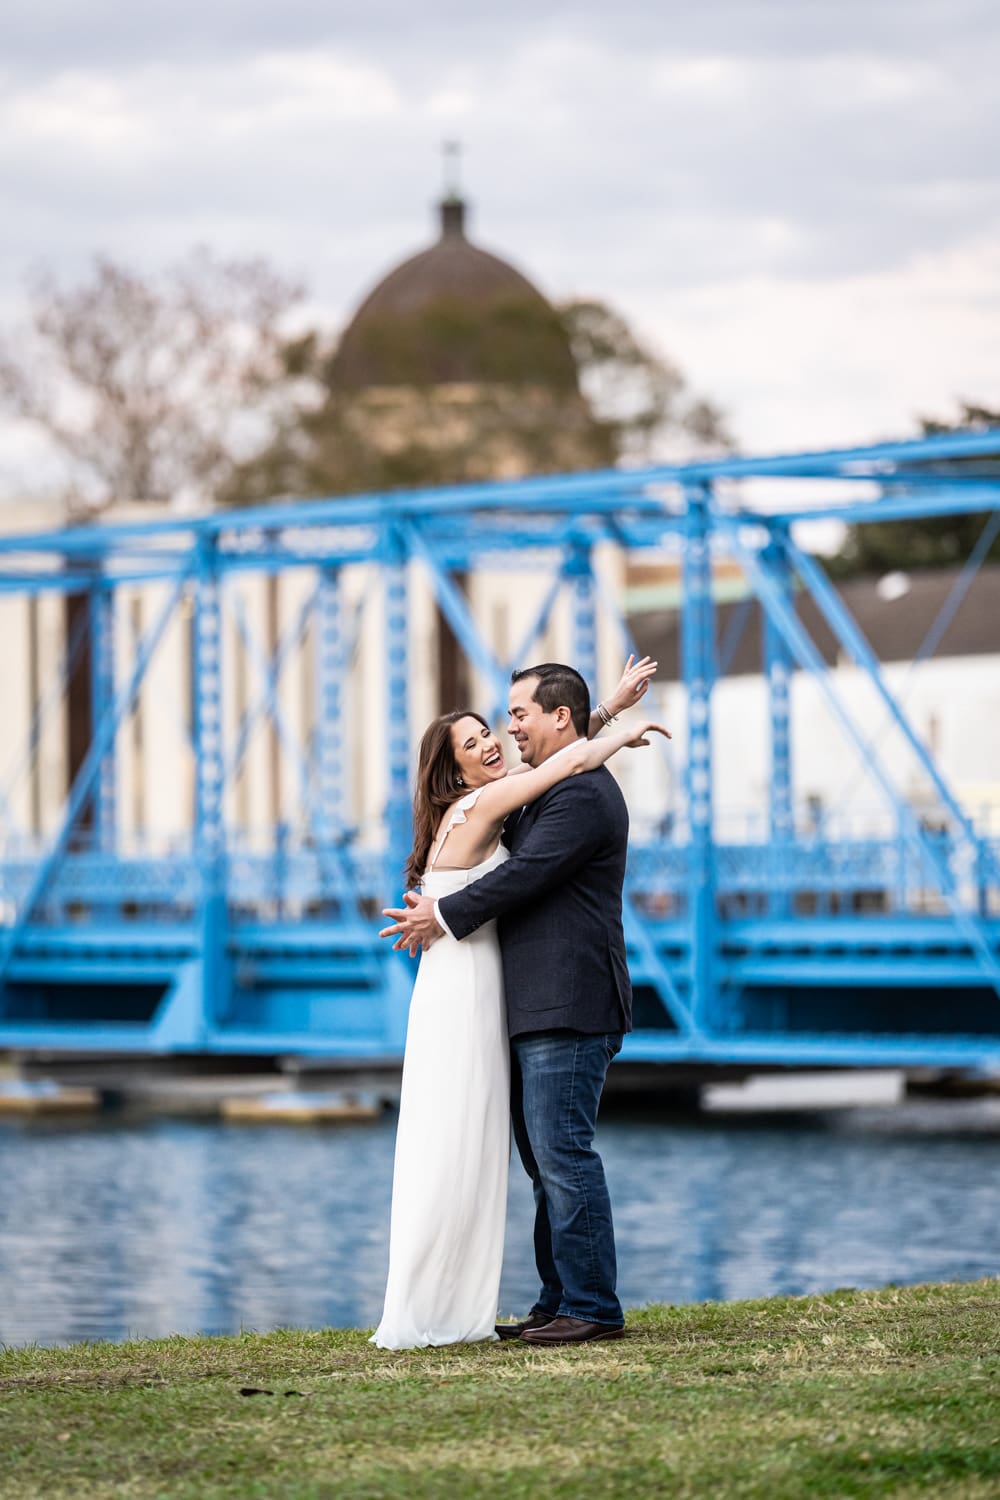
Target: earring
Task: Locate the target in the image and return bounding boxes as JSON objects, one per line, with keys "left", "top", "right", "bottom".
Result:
{"left": 456, "top": 776, "right": 464, "bottom": 787}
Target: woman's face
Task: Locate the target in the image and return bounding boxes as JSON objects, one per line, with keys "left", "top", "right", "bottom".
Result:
{"left": 450, "top": 716, "right": 506, "bottom": 788}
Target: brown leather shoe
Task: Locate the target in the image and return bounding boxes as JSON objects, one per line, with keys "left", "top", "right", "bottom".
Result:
{"left": 520, "top": 1315, "right": 625, "bottom": 1345}
{"left": 495, "top": 1311, "right": 556, "bottom": 1341}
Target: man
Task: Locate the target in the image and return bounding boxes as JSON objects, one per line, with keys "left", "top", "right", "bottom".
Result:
{"left": 381, "top": 663, "right": 632, "bottom": 1344}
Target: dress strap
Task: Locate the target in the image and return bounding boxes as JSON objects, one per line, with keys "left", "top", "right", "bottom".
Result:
{"left": 427, "top": 787, "right": 485, "bottom": 872}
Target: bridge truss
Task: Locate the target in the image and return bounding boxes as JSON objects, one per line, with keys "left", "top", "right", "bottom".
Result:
{"left": 1, "top": 430, "right": 999, "bottom": 1067}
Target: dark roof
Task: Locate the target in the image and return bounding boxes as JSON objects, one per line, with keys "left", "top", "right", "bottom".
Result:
{"left": 331, "top": 197, "right": 577, "bottom": 390}
{"left": 629, "top": 564, "right": 1000, "bottom": 680}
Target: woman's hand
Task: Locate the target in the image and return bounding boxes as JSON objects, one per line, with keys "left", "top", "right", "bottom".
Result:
{"left": 624, "top": 720, "right": 671, "bottom": 748}
{"left": 580, "top": 716, "right": 671, "bottom": 773}
{"left": 604, "top": 654, "right": 658, "bottom": 717}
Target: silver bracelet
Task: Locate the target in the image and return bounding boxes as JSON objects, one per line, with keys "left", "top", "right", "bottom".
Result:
{"left": 596, "top": 702, "right": 618, "bottom": 726}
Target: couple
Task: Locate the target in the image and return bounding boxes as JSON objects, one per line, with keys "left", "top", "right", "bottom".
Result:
{"left": 373, "top": 657, "right": 669, "bottom": 1350}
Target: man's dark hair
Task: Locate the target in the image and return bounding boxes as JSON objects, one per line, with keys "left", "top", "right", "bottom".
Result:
{"left": 511, "top": 662, "right": 590, "bottom": 736}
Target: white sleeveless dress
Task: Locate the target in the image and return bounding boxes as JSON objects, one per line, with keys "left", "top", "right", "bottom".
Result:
{"left": 371, "top": 788, "right": 511, "bottom": 1349}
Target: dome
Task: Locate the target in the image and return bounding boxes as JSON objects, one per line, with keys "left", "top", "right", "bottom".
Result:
{"left": 331, "top": 197, "right": 579, "bottom": 391}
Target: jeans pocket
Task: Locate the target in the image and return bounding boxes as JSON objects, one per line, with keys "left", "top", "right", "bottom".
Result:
{"left": 604, "top": 1032, "right": 624, "bottom": 1063}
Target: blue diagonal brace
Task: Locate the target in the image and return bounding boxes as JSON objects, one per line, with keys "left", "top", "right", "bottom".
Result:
{"left": 910, "top": 508, "right": 1000, "bottom": 669}
{"left": 494, "top": 568, "right": 565, "bottom": 718}
{"left": 229, "top": 588, "right": 317, "bottom": 798}
{"left": 224, "top": 582, "right": 319, "bottom": 790}
{"left": 723, "top": 525, "right": 1000, "bottom": 1001}
{"left": 405, "top": 523, "right": 509, "bottom": 708}
{"left": 489, "top": 554, "right": 597, "bottom": 723}
{"left": 229, "top": 590, "right": 364, "bottom": 910}
{"left": 828, "top": 507, "right": 1000, "bottom": 814}
{"left": 622, "top": 901, "right": 701, "bottom": 1039}
{"left": 783, "top": 531, "right": 1000, "bottom": 889}
{"left": 0, "top": 565, "right": 193, "bottom": 990}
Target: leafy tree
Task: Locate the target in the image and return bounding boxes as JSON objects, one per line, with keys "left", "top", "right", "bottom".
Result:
{"left": 0, "top": 250, "right": 302, "bottom": 516}
{"left": 835, "top": 402, "right": 1000, "bottom": 575}
{"left": 557, "top": 299, "right": 732, "bottom": 464}
{"left": 224, "top": 296, "right": 731, "bottom": 505}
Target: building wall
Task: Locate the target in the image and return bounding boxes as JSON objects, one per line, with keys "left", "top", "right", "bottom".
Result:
{"left": 623, "top": 655, "right": 1000, "bottom": 841}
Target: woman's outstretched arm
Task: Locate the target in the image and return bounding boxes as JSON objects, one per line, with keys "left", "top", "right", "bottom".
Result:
{"left": 470, "top": 719, "right": 671, "bottom": 825}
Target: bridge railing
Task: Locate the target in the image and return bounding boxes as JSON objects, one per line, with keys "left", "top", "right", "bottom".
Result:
{"left": 1, "top": 826, "right": 995, "bottom": 929}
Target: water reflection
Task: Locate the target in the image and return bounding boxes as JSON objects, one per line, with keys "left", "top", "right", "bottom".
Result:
{"left": 2, "top": 1099, "right": 999, "bottom": 1347}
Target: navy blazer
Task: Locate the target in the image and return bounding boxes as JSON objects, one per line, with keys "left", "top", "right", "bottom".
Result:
{"left": 437, "top": 766, "right": 632, "bottom": 1038}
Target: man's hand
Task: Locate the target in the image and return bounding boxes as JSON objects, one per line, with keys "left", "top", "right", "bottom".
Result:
{"left": 379, "top": 891, "right": 444, "bottom": 956}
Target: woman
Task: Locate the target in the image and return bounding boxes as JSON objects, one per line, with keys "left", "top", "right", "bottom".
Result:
{"left": 371, "top": 658, "right": 669, "bottom": 1350}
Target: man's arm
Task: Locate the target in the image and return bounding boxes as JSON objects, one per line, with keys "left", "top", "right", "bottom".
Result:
{"left": 380, "top": 778, "right": 610, "bottom": 951}
{"left": 442, "top": 780, "right": 609, "bottom": 937}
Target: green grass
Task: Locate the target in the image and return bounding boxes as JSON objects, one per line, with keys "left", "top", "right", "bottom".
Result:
{"left": 2, "top": 1281, "right": 999, "bottom": 1499}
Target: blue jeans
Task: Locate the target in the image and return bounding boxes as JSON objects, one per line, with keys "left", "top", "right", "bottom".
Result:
{"left": 510, "top": 1030, "right": 624, "bottom": 1327}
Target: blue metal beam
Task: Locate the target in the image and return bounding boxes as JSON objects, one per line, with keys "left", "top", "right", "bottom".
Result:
{"left": 405, "top": 522, "right": 510, "bottom": 708}
{"left": 910, "top": 508, "right": 1000, "bottom": 667}
{"left": 227, "top": 583, "right": 370, "bottom": 924}
{"left": 681, "top": 484, "right": 717, "bottom": 1031}
{"left": 762, "top": 538, "right": 794, "bottom": 915}
{"left": 566, "top": 537, "right": 598, "bottom": 702}
{"left": 0, "top": 565, "right": 192, "bottom": 991}
{"left": 315, "top": 568, "right": 348, "bottom": 841}
{"left": 722, "top": 525, "right": 1000, "bottom": 1002}
{"left": 735, "top": 487, "right": 1000, "bottom": 528}
{"left": 223, "top": 581, "right": 318, "bottom": 792}
{"left": 90, "top": 583, "right": 117, "bottom": 854}
{"left": 228, "top": 584, "right": 317, "bottom": 803}
{"left": 383, "top": 521, "right": 411, "bottom": 905}
{"left": 783, "top": 531, "right": 1000, "bottom": 889}
{"left": 0, "top": 427, "right": 997, "bottom": 563}
{"left": 193, "top": 541, "right": 225, "bottom": 1038}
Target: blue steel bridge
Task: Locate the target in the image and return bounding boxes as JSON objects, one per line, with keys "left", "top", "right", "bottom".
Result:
{"left": 1, "top": 430, "right": 999, "bottom": 1070}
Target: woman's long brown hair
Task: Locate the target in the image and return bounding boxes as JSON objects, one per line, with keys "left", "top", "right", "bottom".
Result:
{"left": 405, "top": 710, "right": 490, "bottom": 888}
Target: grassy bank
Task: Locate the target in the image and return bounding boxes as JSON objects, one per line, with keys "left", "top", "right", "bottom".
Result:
{"left": 2, "top": 1281, "right": 999, "bottom": 1499}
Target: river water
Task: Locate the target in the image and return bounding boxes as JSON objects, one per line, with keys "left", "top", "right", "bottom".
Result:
{"left": 2, "top": 1084, "right": 999, "bottom": 1347}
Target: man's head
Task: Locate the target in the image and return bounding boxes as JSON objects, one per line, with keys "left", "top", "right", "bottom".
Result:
{"left": 507, "top": 663, "right": 590, "bottom": 766}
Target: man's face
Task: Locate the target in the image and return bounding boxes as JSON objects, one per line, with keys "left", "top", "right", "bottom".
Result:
{"left": 507, "top": 676, "right": 566, "bottom": 767}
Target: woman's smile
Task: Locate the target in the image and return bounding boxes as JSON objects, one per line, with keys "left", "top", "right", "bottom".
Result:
{"left": 451, "top": 716, "right": 507, "bottom": 786}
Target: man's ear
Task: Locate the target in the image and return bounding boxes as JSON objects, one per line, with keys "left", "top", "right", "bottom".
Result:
{"left": 554, "top": 705, "right": 573, "bottom": 731}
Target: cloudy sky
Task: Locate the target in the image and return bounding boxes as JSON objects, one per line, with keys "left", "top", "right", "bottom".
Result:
{"left": 1, "top": 0, "right": 998, "bottom": 490}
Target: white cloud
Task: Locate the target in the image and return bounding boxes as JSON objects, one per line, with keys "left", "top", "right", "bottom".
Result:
{"left": 0, "top": 0, "right": 998, "bottom": 483}
{"left": 634, "top": 235, "right": 1000, "bottom": 451}
{"left": 5, "top": 71, "right": 153, "bottom": 153}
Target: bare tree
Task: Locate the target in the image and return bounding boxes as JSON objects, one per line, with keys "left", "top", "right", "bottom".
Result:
{"left": 0, "top": 249, "right": 303, "bottom": 515}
